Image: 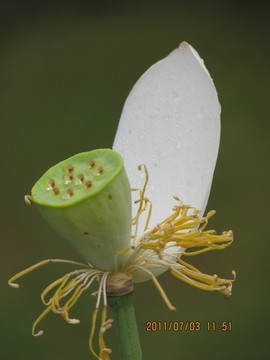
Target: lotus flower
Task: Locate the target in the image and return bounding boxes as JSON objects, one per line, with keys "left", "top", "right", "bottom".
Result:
{"left": 9, "top": 42, "right": 235, "bottom": 360}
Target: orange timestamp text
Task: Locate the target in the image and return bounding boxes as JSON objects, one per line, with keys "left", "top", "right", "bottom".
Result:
{"left": 146, "top": 321, "right": 232, "bottom": 332}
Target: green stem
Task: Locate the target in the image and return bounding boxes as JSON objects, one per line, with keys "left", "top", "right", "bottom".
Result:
{"left": 107, "top": 292, "right": 142, "bottom": 360}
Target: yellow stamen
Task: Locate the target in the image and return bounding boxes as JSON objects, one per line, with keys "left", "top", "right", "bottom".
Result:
{"left": 65, "top": 275, "right": 98, "bottom": 312}
{"left": 24, "top": 194, "right": 33, "bottom": 205}
{"left": 114, "top": 246, "right": 132, "bottom": 272}
{"left": 182, "top": 240, "right": 233, "bottom": 256}
{"left": 144, "top": 199, "right": 152, "bottom": 232}
{"left": 89, "top": 308, "right": 99, "bottom": 359}
{"left": 8, "top": 259, "right": 51, "bottom": 288}
{"left": 8, "top": 259, "right": 87, "bottom": 288}
{"left": 139, "top": 204, "right": 233, "bottom": 258}
{"left": 41, "top": 275, "right": 67, "bottom": 305}
{"left": 51, "top": 274, "right": 70, "bottom": 313}
{"left": 32, "top": 305, "right": 52, "bottom": 336}
{"left": 131, "top": 265, "right": 176, "bottom": 311}
{"left": 99, "top": 307, "right": 112, "bottom": 360}
{"left": 132, "top": 164, "right": 149, "bottom": 241}
{"left": 170, "top": 266, "right": 235, "bottom": 297}
{"left": 88, "top": 272, "right": 111, "bottom": 360}
{"left": 128, "top": 166, "right": 235, "bottom": 301}
{"left": 115, "top": 247, "right": 131, "bottom": 256}
{"left": 61, "top": 283, "right": 84, "bottom": 324}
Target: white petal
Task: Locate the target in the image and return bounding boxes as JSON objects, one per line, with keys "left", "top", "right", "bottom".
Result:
{"left": 113, "top": 42, "right": 220, "bottom": 231}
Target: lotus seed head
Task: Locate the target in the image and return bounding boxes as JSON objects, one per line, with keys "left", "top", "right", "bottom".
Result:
{"left": 30, "top": 149, "right": 132, "bottom": 269}
{"left": 31, "top": 149, "right": 123, "bottom": 207}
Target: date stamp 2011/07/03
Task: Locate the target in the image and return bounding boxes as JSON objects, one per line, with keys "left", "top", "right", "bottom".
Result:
{"left": 146, "top": 321, "right": 232, "bottom": 332}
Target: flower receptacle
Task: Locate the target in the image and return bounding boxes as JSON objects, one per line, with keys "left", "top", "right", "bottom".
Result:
{"left": 31, "top": 149, "right": 132, "bottom": 270}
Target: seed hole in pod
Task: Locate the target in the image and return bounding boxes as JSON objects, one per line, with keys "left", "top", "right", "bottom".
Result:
{"left": 108, "top": 194, "right": 112, "bottom": 200}
{"left": 66, "top": 188, "right": 74, "bottom": 196}
{"left": 77, "top": 174, "right": 84, "bottom": 181}
{"left": 65, "top": 164, "right": 74, "bottom": 172}
{"left": 48, "top": 179, "right": 55, "bottom": 187}
{"left": 97, "top": 166, "right": 104, "bottom": 174}
{"left": 63, "top": 172, "right": 73, "bottom": 184}
{"left": 66, "top": 173, "right": 73, "bottom": 181}
{"left": 85, "top": 180, "right": 92, "bottom": 188}
{"left": 88, "top": 160, "right": 95, "bottom": 168}
{"left": 83, "top": 232, "right": 89, "bottom": 235}
{"left": 75, "top": 173, "right": 84, "bottom": 185}
{"left": 53, "top": 187, "right": 60, "bottom": 195}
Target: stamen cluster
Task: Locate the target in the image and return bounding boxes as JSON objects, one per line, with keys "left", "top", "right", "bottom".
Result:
{"left": 9, "top": 165, "right": 235, "bottom": 360}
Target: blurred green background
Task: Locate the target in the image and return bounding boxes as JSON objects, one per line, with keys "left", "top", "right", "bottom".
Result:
{"left": 1, "top": 1, "right": 269, "bottom": 359}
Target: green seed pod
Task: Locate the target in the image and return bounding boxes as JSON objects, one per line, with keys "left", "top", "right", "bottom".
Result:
{"left": 31, "top": 149, "right": 132, "bottom": 271}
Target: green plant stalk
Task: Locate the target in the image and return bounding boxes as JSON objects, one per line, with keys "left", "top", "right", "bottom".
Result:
{"left": 107, "top": 292, "right": 142, "bottom": 360}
